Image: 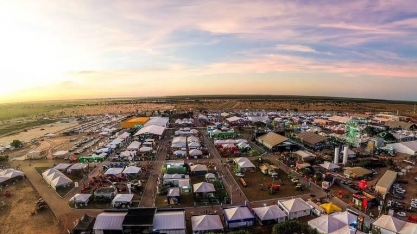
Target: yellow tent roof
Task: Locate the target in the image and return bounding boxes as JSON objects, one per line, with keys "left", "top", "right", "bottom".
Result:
{"left": 320, "top": 202, "right": 342, "bottom": 214}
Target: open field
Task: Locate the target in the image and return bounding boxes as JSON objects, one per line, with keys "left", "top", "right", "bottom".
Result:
{"left": 0, "top": 121, "right": 78, "bottom": 146}
{"left": 0, "top": 179, "right": 61, "bottom": 234}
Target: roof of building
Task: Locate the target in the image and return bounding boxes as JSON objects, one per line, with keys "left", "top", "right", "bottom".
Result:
{"left": 122, "top": 208, "right": 156, "bottom": 226}
{"left": 93, "top": 212, "right": 127, "bottom": 230}
{"left": 376, "top": 170, "right": 397, "bottom": 191}
{"left": 297, "top": 132, "right": 328, "bottom": 145}
{"left": 153, "top": 210, "right": 186, "bottom": 230}
{"left": 124, "top": 117, "right": 150, "bottom": 124}
{"left": 343, "top": 167, "right": 372, "bottom": 177}
{"left": 257, "top": 132, "right": 289, "bottom": 149}
{"left": 385, "top": 121, "right": 416, "bottom": 130}
{"left": 279, "top": 198, "right": 311, "bottom": 213}
{"left": 135, "top": 125, "right": 166, "bottom": 136}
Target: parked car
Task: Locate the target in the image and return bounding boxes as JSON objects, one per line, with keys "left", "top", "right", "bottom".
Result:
{"left": 392, "top": 194, "right": 404, "bottom": 200}
{"left": 397, "top": 212, "right": 407, "bottom": 217}
{"left": 235, "top": 173, "right": 245, "bottom": 177}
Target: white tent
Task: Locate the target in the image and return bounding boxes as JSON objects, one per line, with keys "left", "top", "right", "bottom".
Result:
{"left": 329, "top": 225, "right": 358, "bottom": 234}
{"left": 238, "top": 160, "right": 256, "bottom": 169}
{"left": 214, "top": 140, "right": 226, "bottom": 145}
{"left": 188, "top": 142, "right": 201, "bottom": 149}
{"left": 135, "top": 125, "right": 166, "bottom": 136}
{"left": 105, "top": 168, "right": 124, "bottom": 175}
{"left": 205, "top": 173, "right": 216, "bottom": 180}
{"left": 320, "top": 161, "right": 340, "bottom": 171}
{"left": 53, "top": 150, "right": 69, "bottom": 158}
{"left": 111, "top": 194, "right": 134, "bottom": 207}
{"left": 399, "top": 222, "right": 417, "bottom": 234}
{"left": 278, "top": 198, "right": 311, "bottom": 220}
{"left": 70, "top": 194, "right": 91, "bottom": 204}
{"left": 120, "top": 151, "right": 134, "bottom": 158}
{"left": 188, "top": 136, "right": 199, "bottom": 143}
{"left": 122, "top": 166, "right": 141, "bottom": 174}
{"left": 126, "top": 141, "right": 141, "bottom": 151}
{"left": 139, "top": 146, "right": 153, "bottom": 153}
{"left": 223, "top": 206, "right": 255, "bottom": 228}
{"left": 153, "top": 210, "right": 186, "bottom": 233}
{"left": 190, "top": 129, "right": 199, "bottom": 134}
{"left": 0, "top": 169, "right": 24, "bottom": 178}
{"left": 191, "top": 215, "right": 223, "bottom": 232}
{"left": 331, "top": 211, "right": 357, "bottom": 226}
{"left": 53, "top": 163, "right": 72, "bottom": 171}
{"left": 193, "top": 182, "right": 216, "bottom": 193}
{"left": 173, "top": 150, "right": 186, "bottom": 156}
{"left": 237, "top": 142, "right": 251, "bottom": 149}
{"left": 93, "top": 212, "right": 127, "bottom": 232}
{"left": 167, "top": 187, "right": 180, "bottom": 197}
{"left": 253, "top": 205, "right": 287, "bottom": 223}
{"left": 42, "top": 168, "right": 73, "bottom": 190}
{"left": 189, "top": 149, "right": 202, "bottom": 156}
{"left": 190, "top": 164, "right": 208, "bottom": 172}
{"left": 308, "top": 215, "right": 347, "bottom": 234}
{"left": 235, "top": 139, "right": 248, "bottom": 144}
{"left": 373, "top": 215, "right": 406, "bottom": 234}
{"left": 68, "top": 163, "right": 88, "bottom": 171}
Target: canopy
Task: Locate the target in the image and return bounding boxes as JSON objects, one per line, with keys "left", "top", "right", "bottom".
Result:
{"left": 373, "top": 215, "right": 406, "bottom": 233}
{"left": 53, "top": 150, "right": 68, "bottom": 157}
{"left": 53, "top": 163, "right": 72, "bottom": 171}
{"left": 399, "top": 222, "right": 417, "bottom": 234}
{"left": 189, "top": 149, "right": 202, "bottom": 156}
{"left": 214, "top": 140, "right": 226, "bottom": 145}
{"left": 139, "top": 146, "right": 153, "bottom": 153}
{"left": 126, "top": 141, "right": 141, "bottom": 151}
{"left": 308, "top": 215, "right": 348, "bottom": 234}
{"left": 193, "top": 182, "right": 216, "bottom": 193}
{"left": 105, "top": 168, "right": 124, "bottom": 175}
{"left": 111, "top": 194, "right": 134, "bottom": 206}
{"left": 42, "top": 168, "right": 73, "bottom": 190}
{"left": 0, "top": 169, "right": 24, "bottom": 178}
{"left": 188, "top": 136, "right": 199, "bottom": 142}
{"left": 205, "top": 173, "right": 216, "bottom": 180}
{"left": 70, "top": 194, "right": 92, "bottom": 203}
{"left": 188, "top": 142, "right": 201, "bottom": 148}
{"left": 122, "top": 166, "right": 141, "bottom": 174}
{"left": 321, "top": 203, "right": 342, "bottom": 214}
{"left": 191, "top": 215, "right": 223, "bottom": 231}
{"left": 320, "top": 162, "right": 340, "bottom": 171}
{"left": 68, "top": 163, "right": 88, "bottom": 171}
{"left": 134, "top": 125, "right": 165, "bottom": 136}
{"left": 221, "top": 143, "right": 237, "bottom": 149}
{"left": 190, "top": 164, "right": 208, "bottom": 172}
{"left": 51, "top": 176, "right": 73, "bottom": 189}
{"left": 279, "top": 198, "right": 311, "bottom": 213}
{"left": 173, "top": 150, "right": 186, "bottom": 156}
{"left": 167, "top": 187, "right": 180, "bottom": 197}
{"left": 224, "top": 206, "right": 255, "bottom": 221}
{"left": 253, "top": 205, "right": 287, "bottom": 221}
{"left": 332, "top": 211, "right": 358, "bottom": 226}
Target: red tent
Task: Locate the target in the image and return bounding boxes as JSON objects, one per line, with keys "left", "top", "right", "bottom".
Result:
{"left": 358, "top": 180, "right": 368, "bottom": 190}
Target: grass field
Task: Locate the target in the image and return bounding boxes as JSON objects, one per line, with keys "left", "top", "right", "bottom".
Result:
{"left": 0, "top": 119, "right": 56, "bottom": 136}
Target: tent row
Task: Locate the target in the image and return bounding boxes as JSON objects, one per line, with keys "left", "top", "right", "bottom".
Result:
{"left": 0, "top": 169, "right": 25, "bottom": 185}
{"left": 42, "top": 168, "right": 73, "bottom": 190}
{"left": 104, "top": 166, "right": 141, "bottom": 175}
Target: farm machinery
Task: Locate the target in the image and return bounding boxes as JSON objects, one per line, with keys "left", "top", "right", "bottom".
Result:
{"left": 31, "top": 198, "right": 48, "bottom": 215}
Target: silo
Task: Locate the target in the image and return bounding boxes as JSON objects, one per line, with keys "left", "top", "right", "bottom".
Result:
{"left": 334, "top": 147, "right": 339, "bottom": 164}
{"left": 343, "top": 146, "right": 348, "bottom": 164}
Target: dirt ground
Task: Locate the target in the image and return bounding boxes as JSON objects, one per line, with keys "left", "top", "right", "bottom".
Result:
{"left": 0, "top": 121, "right": 78, "bottom": 146}
{"left": 0, "top": 179, "right": 61, "bottom": 234}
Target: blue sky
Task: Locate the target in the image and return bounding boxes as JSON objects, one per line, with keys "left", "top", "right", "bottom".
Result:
{"left": 0, "top": 0, "right": 416, "bottom": 102}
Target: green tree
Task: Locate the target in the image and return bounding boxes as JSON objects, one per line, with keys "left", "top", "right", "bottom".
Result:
{"left": 10, "top": 139, "right": 23, "bottom": 148}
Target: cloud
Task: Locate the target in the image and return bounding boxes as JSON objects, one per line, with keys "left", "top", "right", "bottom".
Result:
{"left": 275, "top": 44, "right": 317, "bottom": 53}
{"left": 1, "top": 0, "right": 416, "bottom": 102}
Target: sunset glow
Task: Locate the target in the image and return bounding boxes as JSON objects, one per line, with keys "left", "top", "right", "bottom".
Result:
{"left": 0, "top": 0, "right": 416, "bottom": 103}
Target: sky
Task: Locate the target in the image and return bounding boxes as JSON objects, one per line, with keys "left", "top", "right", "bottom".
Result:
{"left": 0, "top": 0, "right": 416, "bottom": 103}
